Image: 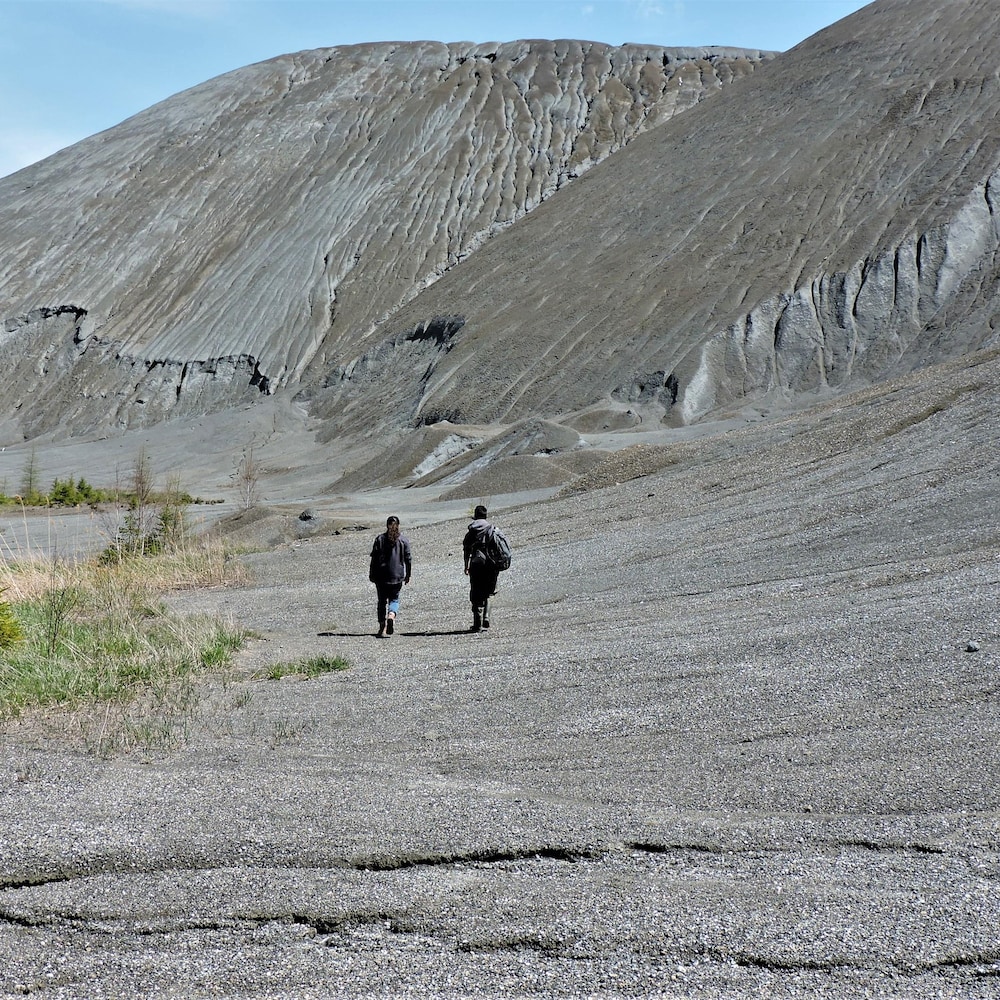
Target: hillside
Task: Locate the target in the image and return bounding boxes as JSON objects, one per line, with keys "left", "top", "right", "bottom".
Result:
{"left": 0, "top": 40, "right": 768, "bottom": 443}
{"left": 3, "top": 339, "right": 998, "bottom": 998}
{"left": 313, "top": 0, "right": 1000, "bottom": 446}
{"left": 2, "top": 3, "right": 999, "bottom": 994}
{"left": 2, "top": 1, "right": 996, "bottom": 502}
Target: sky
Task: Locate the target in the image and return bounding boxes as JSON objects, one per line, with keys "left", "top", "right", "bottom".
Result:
{"left": 0, "top": 0, "right": 871, "bottom": 179}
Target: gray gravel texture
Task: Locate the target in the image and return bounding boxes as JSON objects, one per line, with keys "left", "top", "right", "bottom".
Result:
{"left": 1, "top": 351, "right": 999, "bottom": 998}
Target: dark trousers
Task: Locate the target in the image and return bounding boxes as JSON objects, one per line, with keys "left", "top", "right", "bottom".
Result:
{"left": 375, "top": 582, "right": 403, "bottom": 624}
{"left": 468, "top": 568, "right": 499, "bottom": 610}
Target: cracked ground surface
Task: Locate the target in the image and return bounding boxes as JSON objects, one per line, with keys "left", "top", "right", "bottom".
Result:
{"left": 2, "top": 351, "right": 1000, "bottom": 998}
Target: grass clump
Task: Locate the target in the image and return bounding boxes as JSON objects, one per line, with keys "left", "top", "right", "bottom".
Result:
{"left": 0, "top": 540, "right": 250, "bottom": 751}
{"left": 0, "top": 587, "right": 25, "bottom": 648}
{"left": 259, "top": 655, "right": 350, "bottom": 681}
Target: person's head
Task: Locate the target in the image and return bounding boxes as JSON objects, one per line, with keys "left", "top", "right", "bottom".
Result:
{"left": 474, "top": 505, "right": 488, "bottom": 520}
{"left": 385, "top": 515, "right": 400, "bottom": 543}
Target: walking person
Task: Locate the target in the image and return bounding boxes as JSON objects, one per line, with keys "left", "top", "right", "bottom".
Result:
{"left": 463, "top": 504, "right": 508, "bottom": 632}
{"left": 369, "top": 515, "right": 412, "bottom": 637}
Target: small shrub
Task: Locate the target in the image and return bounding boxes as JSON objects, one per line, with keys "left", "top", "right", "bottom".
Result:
{"left": 19, "top": 448, "right": 42, "bottom": 506}
{"left": 98, "top": 452, "right": 193, "bottom": 563}
{"left": 48, "top": 476, "right": 113, "bottom": 507}
{"left": 235, "top": 444, "right": 261, "bottom": 511}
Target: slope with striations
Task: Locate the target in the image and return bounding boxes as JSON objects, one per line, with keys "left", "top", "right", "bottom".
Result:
{"left": 0, "top": 41, "right": 769, "bottom": 439}
{"left": 312, "top": 0, "right": 1000, "bottom": 442}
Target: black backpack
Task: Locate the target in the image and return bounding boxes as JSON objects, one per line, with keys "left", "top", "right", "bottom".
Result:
{"left": 482, "top": 525, "right": 512, "bottom": 571}
{"left": 369, "top": 534, "right": 398, "bottom": 582}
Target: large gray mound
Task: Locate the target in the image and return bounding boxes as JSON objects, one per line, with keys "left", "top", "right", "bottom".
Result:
{"left": 0, "top": 0, "right": 1000, "bottom": 472}
{"left": 1, "top": 2, "right": 999, "bottom": 994}
{"left": 3, "top": 0, "right": 999, "bottom": 504}
{"left": 0, "top": 40, "right": 767, "bottom": 441}
{"left": 315, "top": 0, "right": 1000, "bottom": 438}
{"left": 1, "top": 347, "right": 997, "bottom": 997}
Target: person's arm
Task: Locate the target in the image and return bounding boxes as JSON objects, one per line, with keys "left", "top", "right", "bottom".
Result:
{"left": 403, "top": 539, "right": 412, "bottom": 584}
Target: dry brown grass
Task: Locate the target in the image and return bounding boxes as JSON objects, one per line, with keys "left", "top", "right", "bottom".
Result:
{"left": 0, "top": 535, "right": 250, "bottom": 601}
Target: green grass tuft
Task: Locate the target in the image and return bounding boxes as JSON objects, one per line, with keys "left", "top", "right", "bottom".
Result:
{"left": 0, "top": 589, "right": 25, "bottom": 648}
{"left": 259, "top": 655, "right": 350, "bottom": 681}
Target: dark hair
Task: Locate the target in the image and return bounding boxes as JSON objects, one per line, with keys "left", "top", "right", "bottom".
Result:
{"left": 385, "top": 515, "right": 400, "bottom": 545}
{"left": 474, "top": 505, "right": 488, "bottom": 519}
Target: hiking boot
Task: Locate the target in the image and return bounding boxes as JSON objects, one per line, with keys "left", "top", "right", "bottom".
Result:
{"left": 377, "top": 623, "right": 386, "bottom": 638}
{"left": 386, "top": 614, "right": 395, "bottom": 636}
{"left": 481, "top": 600, "right": 489, "bottom": 628}
{"left": 471, "top": 608, "right": 482, "bottom": 632}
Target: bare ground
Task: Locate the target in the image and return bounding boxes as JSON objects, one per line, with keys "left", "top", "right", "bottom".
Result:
{"left": 1, "top": 351, "right": 999, "bottom": 998}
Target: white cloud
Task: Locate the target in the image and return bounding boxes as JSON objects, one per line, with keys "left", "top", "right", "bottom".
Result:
{"left": 635, "top": 1, "right": 666, "bottom": 18}
{"left": 628, "top": 0, "right": 687, "bottom": 20}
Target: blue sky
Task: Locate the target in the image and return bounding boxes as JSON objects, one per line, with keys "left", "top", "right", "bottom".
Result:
{"left": 0, "top": 0, "right": 870, "bottom": 178}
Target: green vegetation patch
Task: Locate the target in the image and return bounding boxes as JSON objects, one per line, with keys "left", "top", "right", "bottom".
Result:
{"left": 258, "top": 655, "right": 350, "bottom": 681}
{"left": 0, "top": 446, "right": 223, "bottom": 509}
{"left": 0, "top": 588, "right": 25, "bottom": 648}
{"left": 0, "top": 571, "right": 246, "bottom": 720}
{"left": 0, "top": 448, "right": 255, "bottom": 753}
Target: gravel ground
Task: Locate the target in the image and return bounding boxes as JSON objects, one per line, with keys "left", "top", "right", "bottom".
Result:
{"left": 1, "top": 354, "right": 999, "bottom": 998}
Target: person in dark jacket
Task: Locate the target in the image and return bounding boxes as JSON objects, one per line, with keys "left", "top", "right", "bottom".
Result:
{"left": 369, "top": 515, "right": 412, "bottom": 637}
{"left": 463, "top": 505, "right": 499, "bottom": 632}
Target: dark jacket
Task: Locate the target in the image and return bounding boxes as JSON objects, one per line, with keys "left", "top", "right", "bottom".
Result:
{"left": 369, "top": 532, "right": 412, "bottom": 585}
{"left": 463, "top": 518, "right": 493, "bottom": 572}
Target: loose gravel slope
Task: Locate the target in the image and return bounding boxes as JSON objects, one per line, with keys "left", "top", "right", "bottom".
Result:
{"left": 1, "top": 350, "right": 998, "bottom": 998}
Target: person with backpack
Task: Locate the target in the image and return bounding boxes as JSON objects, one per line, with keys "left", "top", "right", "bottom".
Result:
{"left": 369, "top": 515, "right": 412, "bottom": 637}
{"left": 463, "top": 504, "right": 511, "bottom": 632}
